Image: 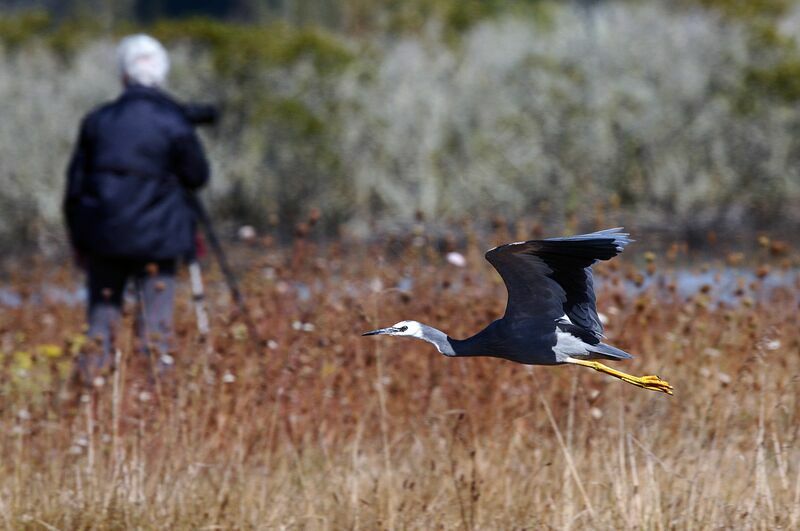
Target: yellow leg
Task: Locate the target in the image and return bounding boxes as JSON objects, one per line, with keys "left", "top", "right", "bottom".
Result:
{"left": 566, "top": 358, "right": 674, "bottom": 395}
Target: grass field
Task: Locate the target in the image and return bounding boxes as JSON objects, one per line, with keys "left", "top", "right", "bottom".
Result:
{"left": 0, "top": 226, "right": 798, "bottom": 529}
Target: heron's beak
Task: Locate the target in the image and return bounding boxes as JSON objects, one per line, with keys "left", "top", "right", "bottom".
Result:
{"left": 362, "top": 327, "right": 398, "bottom": 336}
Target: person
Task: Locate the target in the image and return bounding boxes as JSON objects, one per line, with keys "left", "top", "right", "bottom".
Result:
{"left": 63, "top": 34, "right": 210, "bottom": 385}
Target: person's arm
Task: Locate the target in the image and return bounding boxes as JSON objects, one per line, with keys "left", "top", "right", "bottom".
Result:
{"left": 64, "top": 118, "right": 90, "bottom": 255}
{"left": 171, "top": 127, "right": 210, "bottom": 190}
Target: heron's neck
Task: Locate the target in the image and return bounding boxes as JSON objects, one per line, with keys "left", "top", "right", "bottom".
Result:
{"left": 418, "top": 324, "right": 457, "bottom": 356}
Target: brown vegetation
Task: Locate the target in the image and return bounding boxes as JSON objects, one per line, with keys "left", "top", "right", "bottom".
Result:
{"left": 0, "top": 228, "right": 798, "bottom": 529}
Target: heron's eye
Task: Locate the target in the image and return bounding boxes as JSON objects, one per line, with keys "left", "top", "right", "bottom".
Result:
{"left": 398, "top": 326, "right": 408, "bottom": 332}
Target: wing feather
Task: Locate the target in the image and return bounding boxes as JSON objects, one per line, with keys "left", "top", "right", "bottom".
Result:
{"left": 485, "top": 228, "right": 631, "bottom": 337}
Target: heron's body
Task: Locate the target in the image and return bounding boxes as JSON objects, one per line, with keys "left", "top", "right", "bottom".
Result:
{"left": 437, "top": 316, "right": 632, "bottom": 365}
{"left": 364, "top": 228, "right": 673, "bottom": 394}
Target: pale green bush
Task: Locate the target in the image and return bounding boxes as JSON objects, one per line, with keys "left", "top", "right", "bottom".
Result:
{"left": 1, "top": 2, "right": 800, "bottom": 252}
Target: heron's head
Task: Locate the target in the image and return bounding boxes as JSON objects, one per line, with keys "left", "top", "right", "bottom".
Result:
{"left": 362, "top": 320, "right": 424, "bottom": 338}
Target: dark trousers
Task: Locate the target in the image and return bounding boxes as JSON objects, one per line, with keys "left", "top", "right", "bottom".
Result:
{"left": 79, "top": 256, "right": 177, "bottom": 382}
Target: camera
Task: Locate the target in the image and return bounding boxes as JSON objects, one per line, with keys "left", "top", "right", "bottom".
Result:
{"left": 182, "top": 102, "right": 220, "bottom": 127}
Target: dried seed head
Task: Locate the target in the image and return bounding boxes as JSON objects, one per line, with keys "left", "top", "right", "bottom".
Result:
{"left": 770, "top": 240, "right": 788, "bottom": 256}
{"left": 238, "top": 225, "right": 256, "bottom": 241}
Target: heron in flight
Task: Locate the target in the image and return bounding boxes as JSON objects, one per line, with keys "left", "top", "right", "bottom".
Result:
{"left": 363, "top": 228, "right": 673, "bottom": 395}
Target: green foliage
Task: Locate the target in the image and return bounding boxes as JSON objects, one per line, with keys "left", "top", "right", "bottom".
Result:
{"left": 151, "top": 17, "right": 353, "bottom": 77}
{"left": 444, "top": 0, "right": 499, "bottom": 32}
{"left": 46, "top": 17, "right": 105, "bottom": 62}
{"left": 0, "top": 10, "right": 104, "bottom": 62}
{"left": 253, "top": 97, "right": 325, "bottom": 137}
{"left": 664, "top": 1, "right": 800, "bottom": 113}
{"left": 382, "top": 0, "right": 551, "bottom": 36}
{"left": 744, "top": 57, "right": 800, "bottom": 104}
{"left": 689, "top": 0, "right": 792, "bottom": 20}
{"left": 705, "top": 2, "right": 800, "bottom": 109}
{"left": 0, "top": 10, "right": 51, "bottom": 49}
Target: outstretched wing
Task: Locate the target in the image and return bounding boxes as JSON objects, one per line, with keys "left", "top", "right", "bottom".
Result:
{"left": 485, "top": 228, "right": 631, "bottom": 337}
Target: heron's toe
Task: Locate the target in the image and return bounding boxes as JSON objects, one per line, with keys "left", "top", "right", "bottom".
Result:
{"left": 639, "top": 375, "right": 673, "bottom": 395}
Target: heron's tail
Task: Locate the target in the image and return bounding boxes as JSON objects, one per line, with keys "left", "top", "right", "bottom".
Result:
{"left": 587, "top": 342, "right": 633, "bottom": 361}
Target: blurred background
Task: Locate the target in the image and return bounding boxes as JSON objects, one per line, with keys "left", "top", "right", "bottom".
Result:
{"left": 1, "top": 0, "right": 800, "bottom": 256}
{"left": 1, "top": 3, "right": 799, "bottom": 528}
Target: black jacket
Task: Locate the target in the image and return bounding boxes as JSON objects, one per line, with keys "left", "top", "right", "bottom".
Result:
{"left": 64, "top": 85, "right": 209, "bottom": 260}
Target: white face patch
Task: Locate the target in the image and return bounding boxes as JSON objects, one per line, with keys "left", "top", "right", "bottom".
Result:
{"left": 392, "top": 320, "right": 424, "bottom": 338}
{"left": 367, "top": 320, "right": 455, "bottom": 356}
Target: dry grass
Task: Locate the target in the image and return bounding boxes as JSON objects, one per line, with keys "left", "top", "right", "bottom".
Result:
{"left": 0, "top": 226, "right": 798, "bottom": 529}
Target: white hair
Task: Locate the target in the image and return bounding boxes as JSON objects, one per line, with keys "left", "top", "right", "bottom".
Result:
{"left": 117, "top": 34, "right": 169, "bottom": 88}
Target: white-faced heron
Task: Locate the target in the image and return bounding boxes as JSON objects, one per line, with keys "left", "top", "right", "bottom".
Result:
{"left": 363, "top": 228, "right": 673, "bottom": 394}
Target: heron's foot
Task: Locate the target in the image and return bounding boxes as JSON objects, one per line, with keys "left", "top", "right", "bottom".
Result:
{"left": 567, "top": 358, "right": 674, "bottom": 396}
{"left": 619, "top": 373, "right": 674, "bottom": 395}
